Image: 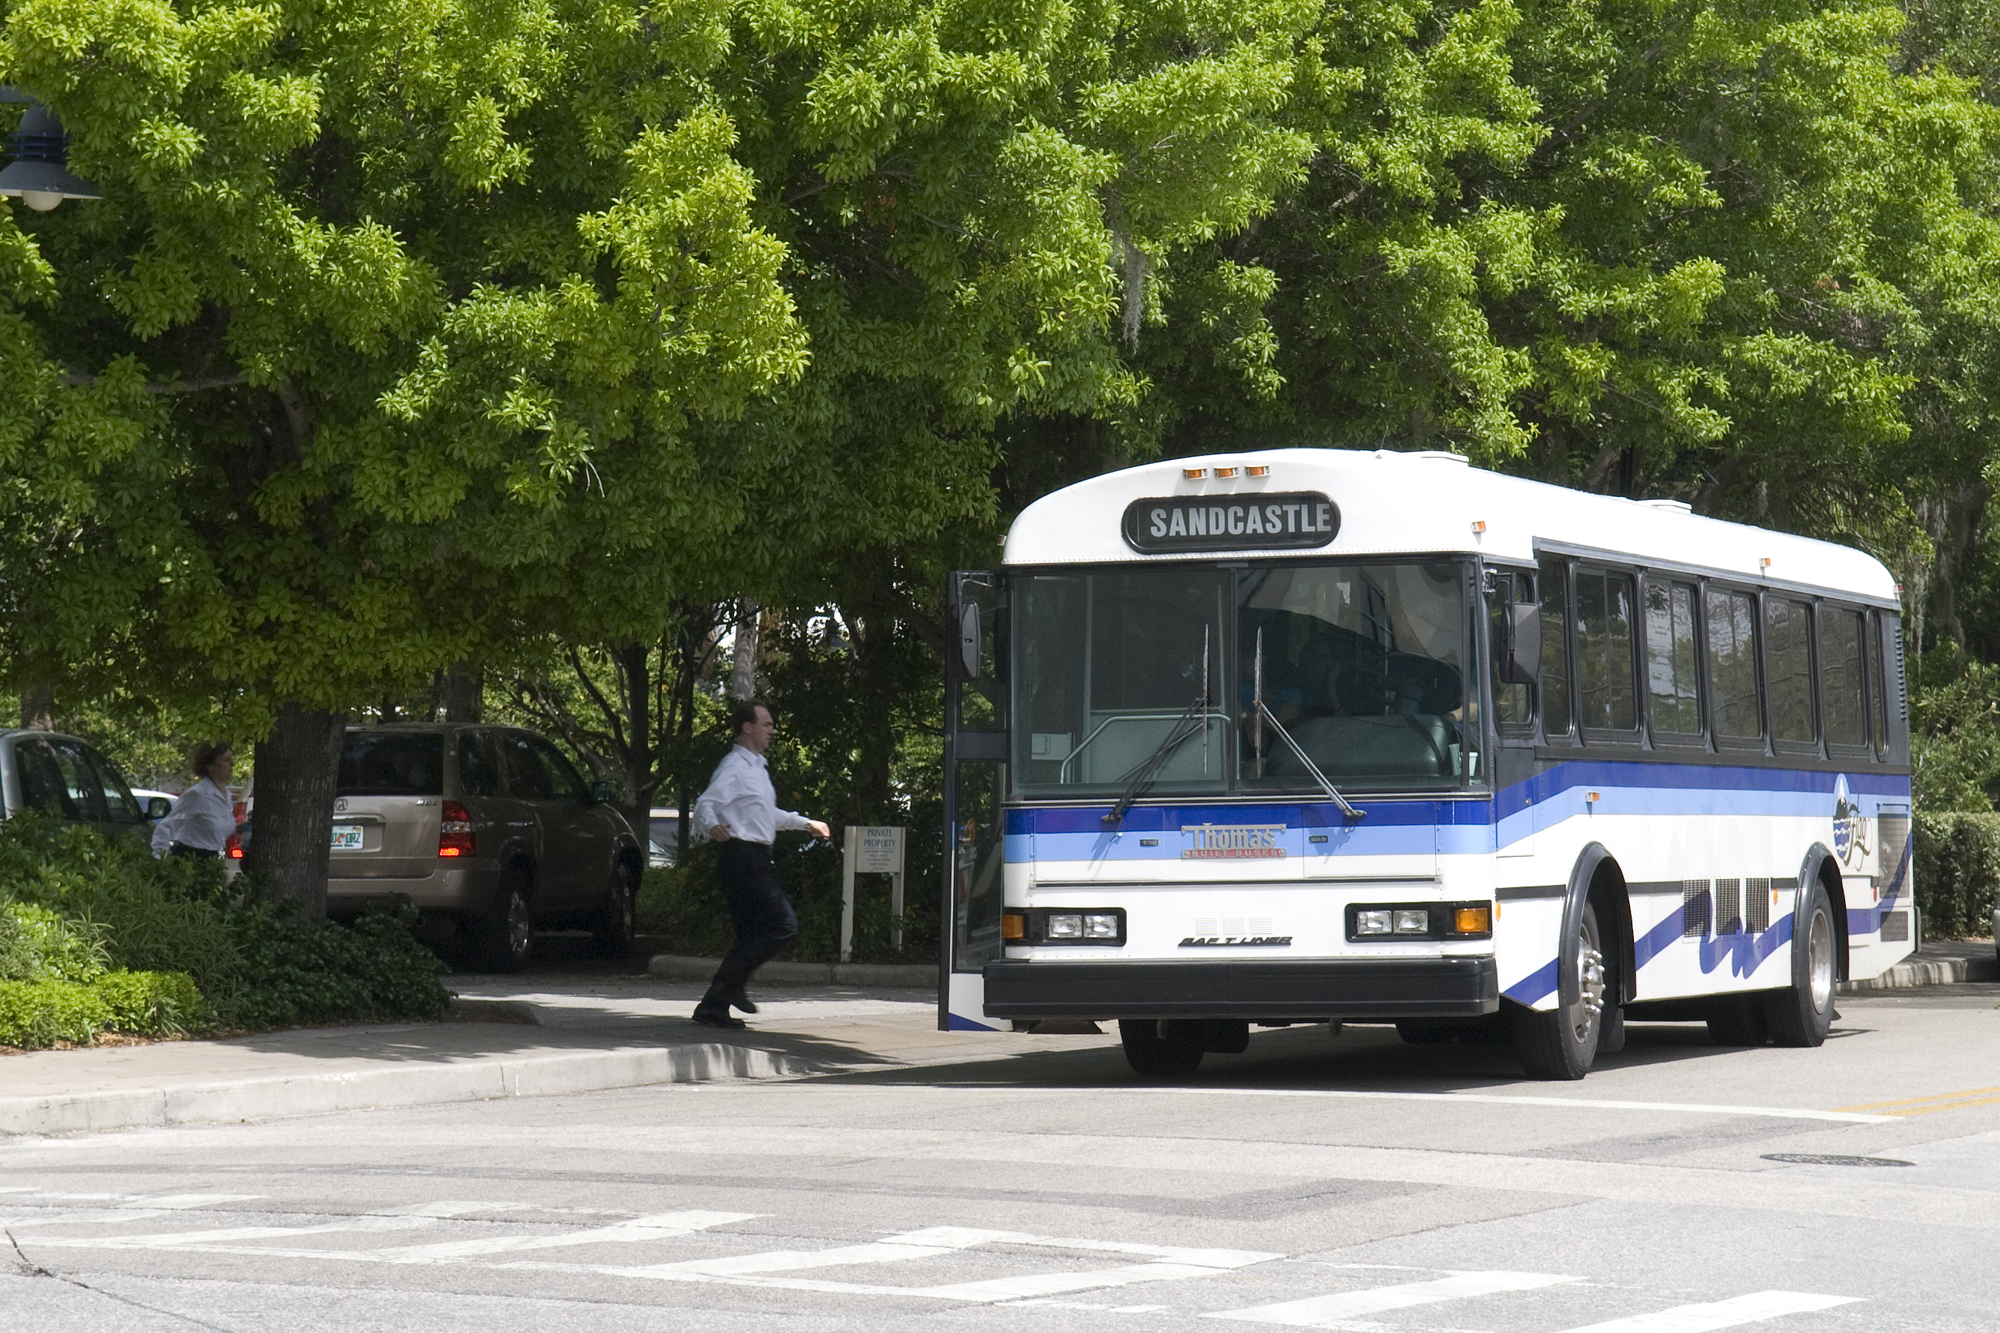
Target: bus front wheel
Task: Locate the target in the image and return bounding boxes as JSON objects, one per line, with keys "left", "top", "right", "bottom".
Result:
{"left": 1764, "top": 879, "right": 1838, "bottom": 1047}
{"left": 1119, "top": 1020, "right": 1205, "bottom": 1078}
{"left": 1509, "top": 901, "right": 1606, "bottom": 1080}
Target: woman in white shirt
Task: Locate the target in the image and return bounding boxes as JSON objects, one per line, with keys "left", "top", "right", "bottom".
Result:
{"left": 150, "top": 741, "right": 237, "bottom": 859}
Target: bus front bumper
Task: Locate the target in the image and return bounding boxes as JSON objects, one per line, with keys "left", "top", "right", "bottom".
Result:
{"left": 982, "top": 958, "right": 1498, "bottom": 1021}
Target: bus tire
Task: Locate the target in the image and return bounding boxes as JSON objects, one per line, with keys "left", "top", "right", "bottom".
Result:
{"left": 1509, "top": 901, "right": 1606, "bottom": 1080}
{"left": 1764, "top": 878, "right": 1838, "bottom": 1047}
{"left": 1119, "top": 1020, "right": 1205, "bottom": 1077}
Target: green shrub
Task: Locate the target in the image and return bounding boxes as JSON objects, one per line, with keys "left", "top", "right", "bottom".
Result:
{"left": 1914, "top": 812, "right": 2000, "bottom": 939}
{"left": 213, "top": 897, "right": 450, "bottom": 1031}
{"left": 0, "top": 901, "right": 111, "bottom": 983}
{"left": 0, "top": 814, "right": 450, "bottom": 1040}
{"left": 0, "top": 978, "right": 111, "bottom": 1048}
{"left": 94, "top": 969, "right": 214, "bottom": 1035}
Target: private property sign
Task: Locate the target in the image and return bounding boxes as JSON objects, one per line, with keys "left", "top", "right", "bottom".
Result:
{"left": 854, "top": 826, "right": 905, "bottom": 874}
{"left": 843, "top": 826, "right": 908, "bottom": 960}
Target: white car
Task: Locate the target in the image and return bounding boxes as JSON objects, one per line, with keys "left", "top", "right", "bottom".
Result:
{"left": 132, "top": 788, "right": 178, "bottom": 818}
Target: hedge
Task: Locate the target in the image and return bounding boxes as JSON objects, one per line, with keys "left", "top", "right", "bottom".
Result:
{"left": 0, "top": 970, "right": 211, "bottom": 1050}
{"left": 1913, "top": 812, "right": 2000, "bottom": 940}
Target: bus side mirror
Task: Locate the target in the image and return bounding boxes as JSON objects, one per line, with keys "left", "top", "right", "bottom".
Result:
{"left": 1501, "top": 602, "right": 1541, "bottom": 684}
{"left": 958, "top": 602, "right": 982, "bottom": 680}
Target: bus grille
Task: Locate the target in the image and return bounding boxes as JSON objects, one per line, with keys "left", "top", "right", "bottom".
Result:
{"left": 1745, "top": 877, "right": 1771, "bottom": 933}
{"left": 1878, "top": 812, "right": 1912, "bottom": 899}
{"left": 1880, "top": 910, "right": 1910, "bottom": 942}
{"left": 1714, "top": 879, "right": 1742, "bottom": 936}
{"left": 1681, "top": 880, "right": 1711, "bottom": 938}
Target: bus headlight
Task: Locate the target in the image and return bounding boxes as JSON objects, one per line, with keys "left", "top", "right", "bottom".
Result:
{"left": 1349, "top": 902, "right": 1493, "bottom": 942}
{"left": 1012, "top": 907, "right": 1127, "bottom": 946}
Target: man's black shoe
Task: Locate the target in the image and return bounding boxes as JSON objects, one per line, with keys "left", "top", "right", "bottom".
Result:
{"left": 730, "top": 993, "right": 759, "bottom": 1015}
{"left": 691, "top": 1005, "right": 746, "bottom": 1030}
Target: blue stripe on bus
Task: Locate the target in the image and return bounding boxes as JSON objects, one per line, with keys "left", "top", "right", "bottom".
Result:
{"left": 1004, "top": 761, "right": 1909, "bottom": 863}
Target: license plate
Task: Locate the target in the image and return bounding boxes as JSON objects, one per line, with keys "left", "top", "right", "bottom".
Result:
{"left": 330, "top": 824, "right": 365, "bottom": 850}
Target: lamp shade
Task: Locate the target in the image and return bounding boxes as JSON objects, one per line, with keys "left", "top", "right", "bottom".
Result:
{"left": 0, "top": 103, "right": 98, "bottom": 209}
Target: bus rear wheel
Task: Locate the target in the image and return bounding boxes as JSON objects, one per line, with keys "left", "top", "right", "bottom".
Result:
{"left": 1510, "top": 901, "right": 1605, "bottom": 1081}
{"left": 1764, "top": 879, "right": 1838, "bottom": 1047}
{"left": 1119, "top": 1020, "right": 1205, "bottom": 1077}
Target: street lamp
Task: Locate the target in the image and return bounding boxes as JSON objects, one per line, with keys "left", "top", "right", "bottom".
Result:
{"left": 0, "top": 96, "right": 98, "bottom": 211}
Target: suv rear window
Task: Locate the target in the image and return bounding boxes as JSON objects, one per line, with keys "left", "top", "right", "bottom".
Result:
{"left": 339, "top": 732, "right": 445, "bottom": 796}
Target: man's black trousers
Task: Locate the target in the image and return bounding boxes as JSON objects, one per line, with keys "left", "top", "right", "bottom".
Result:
{"left": 704, "top": 840, "right": 798, "bottom": 1004}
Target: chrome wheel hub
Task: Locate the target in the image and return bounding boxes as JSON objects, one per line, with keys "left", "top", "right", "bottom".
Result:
{"left": 507, "top": 894, "right": 532, "bottom": 956}
{"left": 1808, "top": 906, "right": 1835, "bottom": 1012}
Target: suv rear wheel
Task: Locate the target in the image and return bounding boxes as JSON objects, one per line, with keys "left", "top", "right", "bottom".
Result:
{"left": 591, "top": 861, "right": 637, "bottom": 959}
{"left": 477, "top": 868, "right": 535, "bottom": 973}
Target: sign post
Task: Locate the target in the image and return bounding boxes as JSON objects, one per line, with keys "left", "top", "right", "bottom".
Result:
{"left": 841, "top": 826, "right": 907, "bottom": 962}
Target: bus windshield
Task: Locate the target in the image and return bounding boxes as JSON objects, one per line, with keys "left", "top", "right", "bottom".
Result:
{"left": 1012, "top": 561, "right": 1474, "bottom": 797}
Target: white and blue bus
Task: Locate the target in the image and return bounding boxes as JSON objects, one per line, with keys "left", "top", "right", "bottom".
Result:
{"left": 939, "top": 449, "right": 1914, "bottom": 1079}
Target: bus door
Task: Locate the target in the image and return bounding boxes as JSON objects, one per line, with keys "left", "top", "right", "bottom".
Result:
{"left": 1485, "top": 565, "right": 1541, "bottom": 860}
{"left": 942, "top": 570, "right": 1008, "bottom": 1030}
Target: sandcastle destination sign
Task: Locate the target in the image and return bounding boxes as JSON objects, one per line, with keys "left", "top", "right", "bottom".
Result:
{"left": 1122, "top": 491, "right": 1340, "bottom": 553}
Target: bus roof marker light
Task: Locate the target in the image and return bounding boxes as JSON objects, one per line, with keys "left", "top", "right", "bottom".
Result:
{"left": 1213, "top": 466, "right": 1239, "bottom": 479}
{"left": 1245, "top": 464, "right": 1269, "bottom": 477}
{"left": 1471, "top": 520, "right": 1487, "bottom": 535}
{"left": 1182, "top": 467, "right": 1207, "bottom": 480}
{"left": 1760, "top": 556, "right": 1773, "bottom": 570}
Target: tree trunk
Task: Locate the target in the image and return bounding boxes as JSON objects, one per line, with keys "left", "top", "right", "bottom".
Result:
{"left": 729, "top": 599, "right": 760, "bottom": 699}
{"left": 609, "top": 639, "right": 656, "bottom": 839}
{"left": 19, "top": 686, "right": 52, "bottom": 731}
{"left": 443, "top": 662, "right": 483, "bottom": 722}
{"left": 243, "top": 703, "right": 345, "bottom": 915}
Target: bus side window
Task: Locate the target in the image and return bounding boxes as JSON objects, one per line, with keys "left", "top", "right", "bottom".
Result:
{"left": 1868, "top": 609, "right": 1890, "bottom": 760}
{"left": 1765, "top": 597, "right": 1816, "bottom": 747}
{"left": 1491, "top": 570, "right": 1533, "bottom": 731}
{"left": 1706, "top": 586, "right": 1762, "bottom": 745}
{"left": 1820, "top": 606, "right": 1867, "bottom": 751}
{"left": 1575, "top": 566, "right": 1638, "bottom": 733}
{"left": 1538, "top": 557, "right": 1572, "bottom": 739}
{"left": 1644, "top": 578, "right": 1702, "bottom": 739}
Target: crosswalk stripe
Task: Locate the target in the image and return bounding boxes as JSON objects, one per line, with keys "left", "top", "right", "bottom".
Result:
{"left": 1547, "top": 1289, "right": 1861, "bottom": 1331}
{"left": 626, "top": 1225, "right": 1012, "bottom": 1277}
{"left": 1207, "top": 1270, "right": 1581, "bottom": 1325}
{"left": 368, "top": 1210, "right": 758, "bottom": 1263}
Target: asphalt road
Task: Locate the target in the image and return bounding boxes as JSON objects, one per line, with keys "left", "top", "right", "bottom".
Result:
{"left": 4, "top": 986, "right": 1997, "bottom": 1333}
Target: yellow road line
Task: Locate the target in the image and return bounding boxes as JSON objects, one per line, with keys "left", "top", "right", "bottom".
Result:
{"left": 1836, "top": 1085, "right": 2000, "bottom": 1112}
{"left": 1866, "top": 1093, "right": 2000, "bottom": 1118}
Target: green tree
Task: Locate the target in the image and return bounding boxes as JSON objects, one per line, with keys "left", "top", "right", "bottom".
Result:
{"left": 0, "top": 0, "right": 1327, "bottom": 910}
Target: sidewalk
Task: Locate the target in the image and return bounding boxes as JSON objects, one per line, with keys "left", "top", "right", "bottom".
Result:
{"left": 4, "top": 940, "right": 1991, "bottom": 1141}
{"left": 0, "top": 970, "right": 1112, "bottom": 1140}
{"left": 1839, "top": 940, "right": 1998, "bottom": 992}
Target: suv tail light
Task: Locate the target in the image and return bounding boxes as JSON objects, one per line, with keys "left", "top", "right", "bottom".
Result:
{"left": 439, "top": 800, "right": 475, "bottom": 858}
{"left": 225, "top": 833, "right": 244, "bottom": 860}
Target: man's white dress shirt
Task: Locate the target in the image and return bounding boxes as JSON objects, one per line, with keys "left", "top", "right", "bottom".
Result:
{"left": 149, "top": 777, "right": 236, "bottom": 855}
{"left": 693, "top": 746, "right": 811, "bottom": 845}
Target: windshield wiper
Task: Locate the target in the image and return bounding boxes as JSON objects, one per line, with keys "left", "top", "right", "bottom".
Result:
{"left": 1101, "top": 694, "right": 1209, "bottom": 827}
{"left": 1255, "top": 628, "right": 1364, "bottom": 820}
{"left": 1103, "top": 625, "right": 1211, "bottom": 827}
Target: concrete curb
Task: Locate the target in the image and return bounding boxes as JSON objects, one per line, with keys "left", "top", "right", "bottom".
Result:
{"left": 0, "top": 1042, "right": 816, "bottom": 1139}
{"left": 1840, "top": 950, "right": 2000, "bottom": 992}
{"left": 446, "top": 998, "right": 541, "bottom": 1024}
{"left": 647, "top": 953, "right": 935, "bottom": 988}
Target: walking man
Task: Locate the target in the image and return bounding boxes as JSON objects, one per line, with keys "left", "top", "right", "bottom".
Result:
{"left": 691, "top": 700, "right": 830, "bottom": 1029}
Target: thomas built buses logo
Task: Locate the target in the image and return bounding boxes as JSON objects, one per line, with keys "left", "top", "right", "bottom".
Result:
{"left": 1181, "top": 823, "right": 1286, "bottom": 859}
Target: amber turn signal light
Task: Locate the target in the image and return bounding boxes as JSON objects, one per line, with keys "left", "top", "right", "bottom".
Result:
{"left": 1001, "top": 913, "right": 1026, "bottom": 940}
{"left": 1453, "top": 905, "right": 1491, "bottom": 935}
